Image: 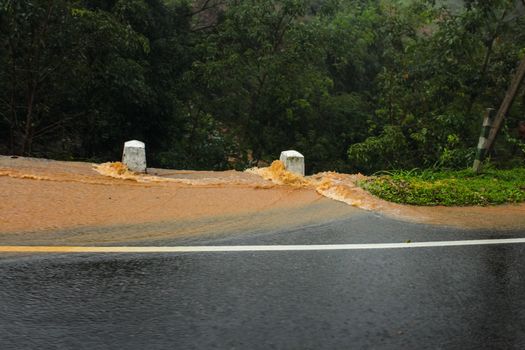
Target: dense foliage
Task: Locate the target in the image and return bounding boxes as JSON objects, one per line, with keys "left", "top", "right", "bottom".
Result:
{"left": 1, "top": 0, "right": 524, "bottom": 173}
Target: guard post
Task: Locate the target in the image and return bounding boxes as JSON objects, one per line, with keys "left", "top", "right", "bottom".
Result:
{"left": 472, "top": 108, "right": 495, "bottom": 173}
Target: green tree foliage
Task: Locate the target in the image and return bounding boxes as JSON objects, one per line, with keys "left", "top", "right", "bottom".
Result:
{"left": 0, "top": 0, "right": 194, "bottom": 164}
{"left": 1, "top": 0, "right": 524, "bottom": 173}
{"left": 348, "top": 0, "right": 525, "bottom": 172}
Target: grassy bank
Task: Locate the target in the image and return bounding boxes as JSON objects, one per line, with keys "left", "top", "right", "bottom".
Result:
{"left": 360, "top": 168, "right": 525, "bottom": 206}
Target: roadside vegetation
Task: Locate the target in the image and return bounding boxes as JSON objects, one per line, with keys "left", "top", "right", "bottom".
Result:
{"left": 360, "top": 167, "right": 525, "bottom": 206}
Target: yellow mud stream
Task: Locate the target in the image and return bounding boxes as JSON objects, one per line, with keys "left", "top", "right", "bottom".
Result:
{"left": 248, "top": 161, "right": 525, "bottom": 230}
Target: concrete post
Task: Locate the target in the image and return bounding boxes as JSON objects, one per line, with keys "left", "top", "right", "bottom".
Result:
{"left": 122, "top": 140, "right": 147, "bottom": 173}
{"left": 473, "top": 109, "right": 495, "bottom": 173}
{"left": 280, "top": 150, "right": 305, "bottom": 176}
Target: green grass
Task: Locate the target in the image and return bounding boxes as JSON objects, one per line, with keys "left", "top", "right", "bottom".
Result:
{"left": 360, "top": 168, "right": 525, "bottom": 206}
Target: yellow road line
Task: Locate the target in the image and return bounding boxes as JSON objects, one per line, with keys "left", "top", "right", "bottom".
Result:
{"left": 1, "top": 238, "right": 525, "bottom": 253}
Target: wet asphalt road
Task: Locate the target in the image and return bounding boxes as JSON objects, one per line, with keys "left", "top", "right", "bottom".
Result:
{"left": 1, "top": 213, "right": 525, "bottom": 349}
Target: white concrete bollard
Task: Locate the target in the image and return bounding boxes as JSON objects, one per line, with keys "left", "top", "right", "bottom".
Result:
{"left": 122, "top": 140, "right": 147, "bottom": 173}
{"left": 280, "top": 150, "right": 305, "bottom": 176}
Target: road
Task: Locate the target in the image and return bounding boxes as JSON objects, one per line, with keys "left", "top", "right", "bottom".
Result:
{"left": 1, "top": 212, "right": 525, "bottom": 349}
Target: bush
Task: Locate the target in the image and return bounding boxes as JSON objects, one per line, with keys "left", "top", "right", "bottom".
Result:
{"left": 348, "top": 125, "right": 410, "bottom": 173}
{"left": 361, "top": 168, "right": 525, "bottom": 206}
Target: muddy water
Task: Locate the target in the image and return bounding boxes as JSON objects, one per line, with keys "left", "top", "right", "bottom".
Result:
{"left": 0, "top": 157, "right": 359, "bottom": 242}
{"left": 1, "top": 156, "right": 524, "bottom": 242}
{"left": 249, "top": 160, "right": 525, "bottom": 230}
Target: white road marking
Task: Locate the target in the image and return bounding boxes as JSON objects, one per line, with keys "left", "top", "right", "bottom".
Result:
{"left": 0, "top": 238, "right": 525, "bottom": 253}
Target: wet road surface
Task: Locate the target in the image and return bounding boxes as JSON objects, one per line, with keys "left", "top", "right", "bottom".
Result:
{"left": 1, "top": 214, "right": 525, "bottom": 349}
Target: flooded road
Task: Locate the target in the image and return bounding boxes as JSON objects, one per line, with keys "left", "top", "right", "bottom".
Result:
{"left": 2, "top": 156, "right": 525, "bottom": 348}
{"left": 2, "top": 156, "right": 525, "bottom": 240}
{"left": 1, "top": 235, "right": 525, "bottom": 349}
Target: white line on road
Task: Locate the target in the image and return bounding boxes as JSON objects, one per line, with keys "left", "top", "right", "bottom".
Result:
{"left": 1, "top": 238, "right": 525, "bottom": 253}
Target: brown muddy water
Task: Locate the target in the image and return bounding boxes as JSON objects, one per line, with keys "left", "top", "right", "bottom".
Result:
{"left": 1, "top": 156, "right": 524, "bottom": 244}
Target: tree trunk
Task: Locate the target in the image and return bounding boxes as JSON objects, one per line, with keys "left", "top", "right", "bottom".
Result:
{"left": 484, "top": 57, "right": 525, "bottom": 154}
{"left": 22, "top": 79, "right": 37, "bottom": 155}
{"left": 466, "top": 7, "right": 508, "bottom": 115}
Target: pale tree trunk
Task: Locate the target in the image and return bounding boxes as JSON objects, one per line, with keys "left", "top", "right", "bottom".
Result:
{"left": 20, "top": 1, "right": 54, "bottom": 155}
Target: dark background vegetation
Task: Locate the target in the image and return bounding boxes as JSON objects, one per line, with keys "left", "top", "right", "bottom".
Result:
{"left": 1, "top": 0, "right": 525, "bottom": 174}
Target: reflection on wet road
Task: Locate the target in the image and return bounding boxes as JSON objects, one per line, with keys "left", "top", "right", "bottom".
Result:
{"left": 1, "top": 244, "right": 525, "bottom": 349}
